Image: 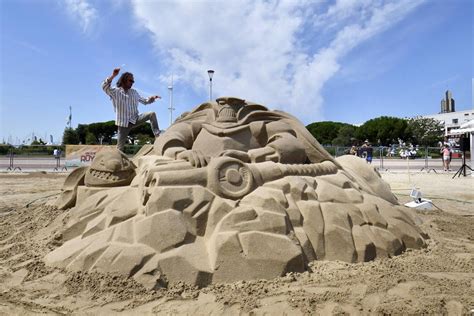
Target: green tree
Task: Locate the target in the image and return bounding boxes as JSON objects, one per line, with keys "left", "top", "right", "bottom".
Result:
{"left": 76, "top": 124, "right": 88, "bottom": 144}
{"left": 134, "top": 133, "right": 154, "bottom": 145}
{"left": 62, "top": 128, "right": 80, "bottom": 144}
{"left": 61, "top": 120, "right": 154, "bottom": 146}
{"left": 355, "top": 116, "right": 408, "bottom": 146}
{"left": 306, "top": 121, "right": 347, "bottom": 145}
{"left": 87, "top": 121, "right": 116, "bottom": 144}
{"left": 406, "top": 117, "right": 443, "bottom": 146}
{"left": 128, "top": 123, "right": 154, "bottom": 145}
{"left": 85, "top": 132, "right": 97, "bottom": 144}
{"left": 332, "top": 124, "right": 358, "bottom": 146}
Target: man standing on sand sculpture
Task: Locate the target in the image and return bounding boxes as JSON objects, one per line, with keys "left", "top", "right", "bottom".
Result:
{"left": 102, "top": 67, "right": 162, "bottom": 152}
{"left": 154, "top": 96, "right": 335, "bottom": 167}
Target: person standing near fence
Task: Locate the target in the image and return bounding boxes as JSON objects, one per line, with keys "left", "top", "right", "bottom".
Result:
{"left": 365, "top": 142, "right": 373, "bottom": 164}
{"left": 349, "top": 145, "right": 358, "bottom": 156}
{"left": 441, "top": 144, "right": 451, "bottom": 171}
{"left": 102, "top": 67, "right": 162, "bottom": 152}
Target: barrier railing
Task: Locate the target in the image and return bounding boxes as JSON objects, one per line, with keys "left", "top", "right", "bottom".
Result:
{"left": 6, "top": 147, "right": 21, "bottom": 171}
{"left": 324, "top": 145, "right": 467, "bottom": 173}
{"left": 1, "top": 145, "right": 68, "bottom": 172}
{"left": 0, "top": 144, "right": 469, "bottom": 173}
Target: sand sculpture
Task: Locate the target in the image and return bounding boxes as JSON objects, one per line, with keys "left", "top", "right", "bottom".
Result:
{"left": 46, "top": 97, "right": 428, "bottom": 288}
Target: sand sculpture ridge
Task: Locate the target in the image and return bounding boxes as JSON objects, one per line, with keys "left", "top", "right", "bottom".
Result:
{"left": 46, "top": 97, "right": 428, "bottom": 288}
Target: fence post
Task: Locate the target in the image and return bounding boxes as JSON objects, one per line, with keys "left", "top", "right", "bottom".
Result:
{"left": 379, "top": 146, "right": 383, "bottom": 170}
{"left": 425, "top": 146, "right": 429, "bottom": 171}
{"left": 379, "top": 146, "right": 388, "bottom": 171}
{"left": 420, "top": 146, "right": 436, "bottom": 173}
{"left": 6, "top": 146, "right": 21, "bottom": 171}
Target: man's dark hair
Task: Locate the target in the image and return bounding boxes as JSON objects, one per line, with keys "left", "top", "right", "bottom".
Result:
{"left": 116, "top": 72, "right": 134, "bottom": 88}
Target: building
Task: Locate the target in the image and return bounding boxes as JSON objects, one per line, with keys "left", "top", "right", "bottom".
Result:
{"left": 440, "top": 90, "right": 455, "bottom": 113}
{"left": 422, "top": 90, "right": 474, "bottom": 135}
{"left": 424, "top": 109, "right": 474, "bottom": 135}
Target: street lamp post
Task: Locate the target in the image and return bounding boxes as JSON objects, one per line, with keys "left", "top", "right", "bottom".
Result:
{"left": 207, "top": 70, "right": 214, "bottom": 101}
{"left": 168, "top": 75, "right": 174, "bottom": 127}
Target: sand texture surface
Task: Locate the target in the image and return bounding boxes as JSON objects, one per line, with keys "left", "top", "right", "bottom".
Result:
{"left": 0, "top": 171, "right": 473, "bottom": 315}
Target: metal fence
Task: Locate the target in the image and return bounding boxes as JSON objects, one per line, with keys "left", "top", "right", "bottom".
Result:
{"left": 324, "top": 145, "right": 468, "bottom": 174}
{"left": 0, "top": 144, "right": 146, "bottom": 172}
{"left": 0, "top": 144, "right": 469, "bottom": 173}
{"left": 0, "top": 145, "right": 69, "bottom": 171}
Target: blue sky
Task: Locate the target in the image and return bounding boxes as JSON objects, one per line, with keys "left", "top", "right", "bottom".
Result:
{"left": 0, "top": 0, "right": 472, "bottom": 144}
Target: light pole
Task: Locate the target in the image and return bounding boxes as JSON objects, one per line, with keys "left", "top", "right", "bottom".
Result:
{"left": 67, "top": 106, "right": 72, "bottom": 129}
{"left": 207, "top": 69, "right": 214, "bottom": 101}
{"left": 168, "top": 75, "right": 174, "bottom": 127}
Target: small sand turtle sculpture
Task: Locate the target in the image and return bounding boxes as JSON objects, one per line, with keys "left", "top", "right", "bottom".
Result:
{"left": 46, "top": 97, "right": 428, "bottom": 288}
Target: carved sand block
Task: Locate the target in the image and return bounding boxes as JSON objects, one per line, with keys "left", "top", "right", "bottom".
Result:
{"left": 46, "top": 97, "right": 428, "bottom": 288}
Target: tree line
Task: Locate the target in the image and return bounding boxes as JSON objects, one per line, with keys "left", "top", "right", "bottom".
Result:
{"left": 61, "top": 116, "right": 443, "bottom": 147}
{"left": 306, "top": 116, "right": 443, "bottom": 147}
{"left": 62, "top": 120, "right": 155, "bottom": 145}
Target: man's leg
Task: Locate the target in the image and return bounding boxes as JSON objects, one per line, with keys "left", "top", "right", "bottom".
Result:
{"left": 117, "top": 125, "right": 132, "bottom": 152}
{"left": 137, "top": 112, "right": 160, "bottom": 137}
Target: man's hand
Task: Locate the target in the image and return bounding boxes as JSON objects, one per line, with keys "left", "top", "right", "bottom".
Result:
{"left": 107, "top": 68, "right": 120, "bottom": 82}
{"left": 149, "top": 95, "right": 162, "bottom": 103}
{"left": 112, "top": 68, "right": 120, "bottom": 77}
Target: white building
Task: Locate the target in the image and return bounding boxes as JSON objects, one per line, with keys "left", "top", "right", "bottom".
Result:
{"left": 420, "top": 90, "right": 474, "bottom": 135}
{"left": 423, "top": 109, "right": 474, "bottom": 136}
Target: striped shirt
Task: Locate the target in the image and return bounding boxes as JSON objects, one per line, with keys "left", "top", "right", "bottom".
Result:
{"left": 102, "top": 78, "right": 153, "bottom": 127}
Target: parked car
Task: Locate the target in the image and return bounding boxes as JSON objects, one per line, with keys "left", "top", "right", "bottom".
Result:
{"left": 451, "top": 149, "right": 462, "bottom": 159}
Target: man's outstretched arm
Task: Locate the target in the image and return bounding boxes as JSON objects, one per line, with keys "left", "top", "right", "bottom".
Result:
{"left": 102, "top": 67, "right": 120, "bottom": 97}
{"left": 139, "top": 94, "right": 162, "bottom": 105}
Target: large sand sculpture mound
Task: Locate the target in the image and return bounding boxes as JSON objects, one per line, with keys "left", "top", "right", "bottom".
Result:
{"left": 45, "top": 97, "right": 428, "bottom": 288}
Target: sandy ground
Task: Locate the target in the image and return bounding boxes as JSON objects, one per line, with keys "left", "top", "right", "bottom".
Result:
{"left": 0, "top": 171, "right": 473, "bottom": 315}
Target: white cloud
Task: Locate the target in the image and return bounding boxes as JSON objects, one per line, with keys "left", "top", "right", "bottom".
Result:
{"left": 63, "top": 0, "right": 98, "bottom": 33}
{"left": 131, "top": 0, "right": 425, "bottom": 123}
{"left": 16, "top": 41, "right": 48, "bottom": 56}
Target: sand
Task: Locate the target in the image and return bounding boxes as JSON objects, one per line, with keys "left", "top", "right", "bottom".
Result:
{"left": 0, "top": 171, "right": 473, "bottom": 315}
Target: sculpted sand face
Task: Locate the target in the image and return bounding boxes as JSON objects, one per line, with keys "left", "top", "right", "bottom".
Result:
{"left": 46, "top": 97, "right": 428, "bottom": 288}
{"left": 85, "top": 149, "right": 136, "bottom": 187}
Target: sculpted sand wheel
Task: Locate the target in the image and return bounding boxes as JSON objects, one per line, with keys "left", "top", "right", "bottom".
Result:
{"left": 46, "top": 97, "right": 428, "bottom": 288}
